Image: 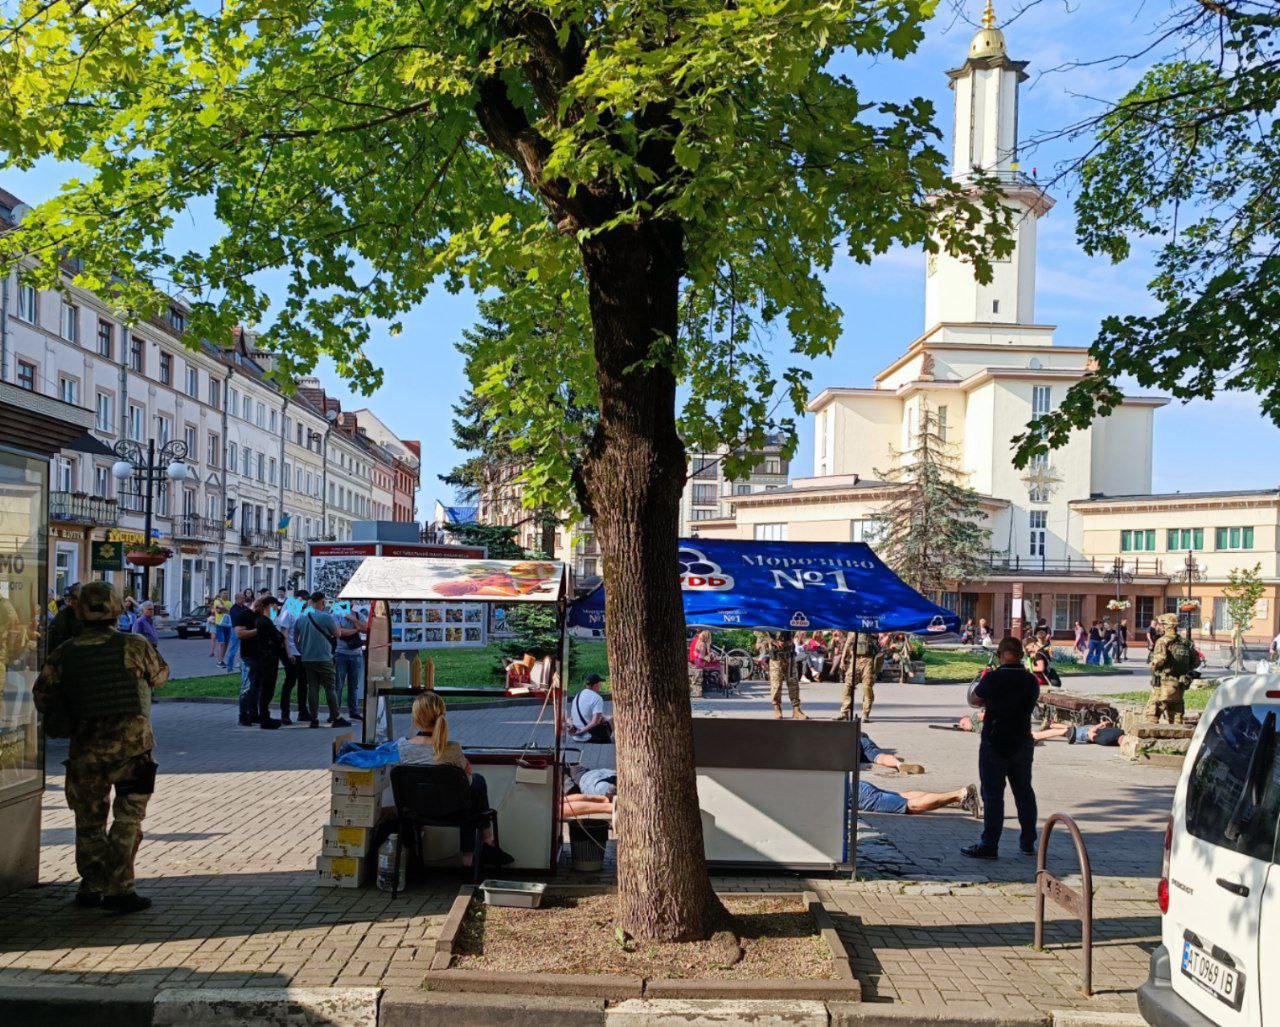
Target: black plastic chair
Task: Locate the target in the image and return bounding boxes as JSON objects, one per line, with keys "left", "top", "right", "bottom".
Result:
{"left": 388, "top": 764, "right": 499, "bottom": 894}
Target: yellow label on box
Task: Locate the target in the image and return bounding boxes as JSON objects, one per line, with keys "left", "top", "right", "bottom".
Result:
{"left": 341, "top": 770, "right": 375, "bottom": 788}
{"left": 336, "top": 827, "right": 366, "bottom": 846}
{"left": 330, "top": 857, "right": 359, "bottom": 877}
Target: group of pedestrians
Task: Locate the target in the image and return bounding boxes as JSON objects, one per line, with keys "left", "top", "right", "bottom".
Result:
{"left": 1074, "top": 617, "right": 1127, "bottom": 664}
{"left": 211, "top": 586, "right": 368, "bottom": 730}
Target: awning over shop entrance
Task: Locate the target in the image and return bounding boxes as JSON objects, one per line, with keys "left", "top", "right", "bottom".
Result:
{"left": 569, "top": 538, "right": 959, "bottom": 634}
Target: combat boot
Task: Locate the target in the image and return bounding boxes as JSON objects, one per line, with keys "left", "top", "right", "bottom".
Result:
{"left": 102, "top": 892, "right": 152, "bottom": 915}
{"left": 792, "top": 705, "right": 808, "bottom": 720}
{"left": 772, "top": 702, "right": 783, "bottom": 719}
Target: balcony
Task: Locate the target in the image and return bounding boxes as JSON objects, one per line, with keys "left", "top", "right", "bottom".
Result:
{"left": 239, "top": 529, "right": 280, "bottom": 551}
{"left": 983, "top": 553, "right": 1167, "bottom": 578}
{"left": 50, "top": 491, "right": 119, "bottom": 527}
{"left": 172, "top": 514, "right": 219, "bottom": 543}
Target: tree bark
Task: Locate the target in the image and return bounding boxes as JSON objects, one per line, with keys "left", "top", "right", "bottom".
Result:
{"left": 579, "top": 218, "right": 720, "bottom": 942}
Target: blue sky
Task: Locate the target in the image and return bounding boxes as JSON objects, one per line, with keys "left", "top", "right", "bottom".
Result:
{"left": 5, "top": 1, "right": 1277, "bottom": 514}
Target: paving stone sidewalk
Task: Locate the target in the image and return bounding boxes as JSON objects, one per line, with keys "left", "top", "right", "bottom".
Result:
{"left": 0, "top": 698, "right": 1166, "bottom": 1017}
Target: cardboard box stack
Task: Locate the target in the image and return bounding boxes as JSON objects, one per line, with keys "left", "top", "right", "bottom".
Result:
{"left": 316, "top": 758, "right": 388, "bottom": 888}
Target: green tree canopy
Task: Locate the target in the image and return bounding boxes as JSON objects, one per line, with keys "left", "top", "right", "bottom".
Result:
{"left": 1013, "top": 3, "right": 1280, "bottom": 463}
{"left": 0, "top": 0, "right": 1010, "bottom": 941}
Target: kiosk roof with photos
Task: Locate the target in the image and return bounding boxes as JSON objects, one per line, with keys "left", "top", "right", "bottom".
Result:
{"left": 569, "top": 538, "right": 959, "bottom": 634}
{"left": 338, "top": 556, "right": 569, "bottom": 605}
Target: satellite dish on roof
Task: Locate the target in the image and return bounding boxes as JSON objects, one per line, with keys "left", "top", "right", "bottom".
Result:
{"left": 1029, "top": 357, "right": 1043, "bottom": 370}
{"left": 10, "top": 203, "right": 31, "bottom": 221}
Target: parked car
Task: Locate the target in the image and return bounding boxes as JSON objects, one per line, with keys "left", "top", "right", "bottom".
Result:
{"left": 1139, "top": 674, "right": 1280, "bottom": 1027}
{"left": 173, "top": 604, "right": 212, "bottom": 639}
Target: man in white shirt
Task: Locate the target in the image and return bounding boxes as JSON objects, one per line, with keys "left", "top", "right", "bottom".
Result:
{"left": 568, "top": 674, "right": 612, "bottom": 743}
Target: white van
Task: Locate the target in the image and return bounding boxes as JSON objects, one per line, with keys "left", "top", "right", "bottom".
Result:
{"left": 1139, "top": 675, "right": 1280, "bottom": 1027}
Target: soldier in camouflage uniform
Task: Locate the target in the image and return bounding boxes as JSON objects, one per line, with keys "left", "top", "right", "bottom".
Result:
{"left": 758, "top": 630, "right": 806, "bottom": 719}
{"left": 33, "top": 582, "right": 168, "bottom": 913}
{"left": 1145, "top": 612, "right": 1200, "bottom": 724}
{"left": 836, "top": 631, "right": 881, "bottom": 722}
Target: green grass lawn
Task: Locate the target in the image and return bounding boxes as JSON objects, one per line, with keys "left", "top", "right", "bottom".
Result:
{"left": 162, "top": 641, "right": 613, "bottom": 700}
{"left": 1110, "top": 684, "right": 1217, "bottom": 711}
{"left": 920, "top": 649, "right": 1127, "bottom": 683}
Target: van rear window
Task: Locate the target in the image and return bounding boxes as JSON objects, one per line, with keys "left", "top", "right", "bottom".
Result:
{"left": 1185, "top": 704, "right": 1279, "bottom": 862}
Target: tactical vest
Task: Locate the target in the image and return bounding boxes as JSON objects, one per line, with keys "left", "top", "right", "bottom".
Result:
{"left": 59, "top": 631, "right": 149, "bottom": 721}
{"left": 1163, "top": 636, "right": 1195, "bottom": 678}
{"left": 854, "top": 632, "right": 879, "bottom": 657}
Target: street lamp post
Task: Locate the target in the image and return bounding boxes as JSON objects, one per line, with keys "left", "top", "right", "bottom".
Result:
{"left": 1173, "top": 550, "right": 1205, "bottom": 642}
{"left": 112, "top": 438, "right": 190, "bottom": 601}
{"left": 1103, "top": 556, "right": 1134, "bottom": 606}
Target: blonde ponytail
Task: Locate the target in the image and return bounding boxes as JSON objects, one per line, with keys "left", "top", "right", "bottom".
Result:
{"left": 410, "top": 691, "right": 450, "bottom": 757}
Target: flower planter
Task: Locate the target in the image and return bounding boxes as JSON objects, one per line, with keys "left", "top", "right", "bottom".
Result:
{"left": 126, "top": 550, "right": 170, "bottom": 568}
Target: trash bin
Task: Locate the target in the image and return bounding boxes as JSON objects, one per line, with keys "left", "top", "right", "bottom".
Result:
{"left": 568, "top": 819, "right": 610, "bottom": 872}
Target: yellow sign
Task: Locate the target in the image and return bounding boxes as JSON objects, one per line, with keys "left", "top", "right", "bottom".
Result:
{"left": 107, "top": 529, "right": 147, "bottom": 545}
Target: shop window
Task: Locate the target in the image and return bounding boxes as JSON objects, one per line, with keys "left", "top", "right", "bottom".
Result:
{"left": 1052, "top": 594, "right": 1083, "bottom": 632}
{"left": 1136, "top": 596, "right": 1155, "bottom": 628}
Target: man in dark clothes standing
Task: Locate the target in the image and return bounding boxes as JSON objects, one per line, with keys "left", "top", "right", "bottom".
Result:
{"left": 962, "top": 635, "right": 1039, "bottom": 860}
{"left": 231, "top": 591, "right": 260, "bottom": 725}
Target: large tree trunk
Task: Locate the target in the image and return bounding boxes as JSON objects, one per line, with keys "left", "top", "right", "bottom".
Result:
{"left": 579, "top": 219, "right": 720, "bottom": 942}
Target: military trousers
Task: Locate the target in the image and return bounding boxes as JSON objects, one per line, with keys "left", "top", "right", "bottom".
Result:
{"left": 64, "top": 752, "right": 155, "bottom": 897}
{"left": 768, "top": 660, "right": 800, "bottom": 708}
{"left": 838, "top": 656, "right": 878, "bottom": 718}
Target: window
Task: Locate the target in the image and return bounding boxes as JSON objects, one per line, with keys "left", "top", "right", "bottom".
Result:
{"left": 96, "top": 392, "right": 114, "bottom": 432}
{"left": 57, "top": 376, "right": 78, "bottom": 406}
{"left": 1029, "top": 510, "right": 1047, "bottom": 557}
{"left": 937, "top": 405, "right": 948, "bottom": 442}
{"left": 228, "top": 388, "right": 238, "bottom": 418}
{"left": 269, "top": 410, "right": 277, "bottom": 433}
{"left": 1212, "top": 597, "right": 1235, "bottom": 634}
{"left": 850, "top": 519, "right": 881, "bottom": 544}
{"left": 1215, "top": 526, "right": 1255, "bottom": 551}
{"left": 992, "top": 299, "right": 1000, "bottom": 314}
{"left": 228, "top": 442, "right": 237, "bottom": 471}
{"left": 1032, "top": 386, "right": 1051, "bottom": 419}
{"left": 16, "top": 361, "right": 36, "bottom": 391}
{"left": 208, "top": 432, "right": 219, "bottom": 467}
{"left": 54, "top": 456, "right": 75, "bottom": 492}
{"left": 60, "top": 300, "right": 79, "bottom": 342}
{"left": 94, "top": 465, "right": 111, "bottom": 497}
{"left": 208, "top": 378, "right": 220, "bottom": 408}
{"left": 155, "top": 414, "right": 171, "bottom": 445}
{"left": 296, "top": 422, "right": 304, "bottom": 445}
{"left": 754, "top": 523, "right": 788, "bottom": 541}
{"left": 129, "top": 336, "right": 144, "bottom": 373}
{"left": 1185, "top": 703, "right": 1280, "bottom": 863}
{"left": 691, "top": 483, "right": 718, "bottom": 505}
{"left": 691, "top": 457, "right": 717, "bottom": 480}
{"left": 283, "top": 462, "right": 292, "bottom": 490}
{"left": 16, "top": 280, "right": 37, "bottom": 322}
{"left": 183, "top": 424, "right": 197, "bottom": 461}
{"left": 242, "top": 447, "right": 252, "bottom": 477}
{"left": 1167, "top": 528, "right": 1205, "bottom": 551}
{"left": 1052, "top": 594, "right": 1083, "bottom": 633}
{"left": 268, "top": 458, "right": 277, "bottom": 485}
{"left": 257, "top": 452, "right": 265, "bottom": 481}
{"left": 207, "top": 494, "right": 219, "bottom": 521}
{"left": 1136, "top": 596, "right": 1155, "bottom": 628}
{"left": 1121, "top": 529, "right": 1156, "bottom": 552}
{"left": 128, "top": 404, "right": 144, "bottom": 440}
{"left": 256, "top": 401, "right": 265, "bottom": 427}
{"left": 97, "top": 320, "right": 114, "bottom": 358}
{"left": 167, "top": 305, "right": 186, "bottom": 333}
{"left": 764, "top": 457, "right": 782, "bottom": 475}
{"left": 159, "top": 352, "right": 172, "bottom": 385}
{"left": 185, "top": 366, "right": 199, "bottom": 398}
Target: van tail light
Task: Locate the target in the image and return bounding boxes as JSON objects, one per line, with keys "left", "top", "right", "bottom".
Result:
{"left": 1158, "top": 814, "right": 1173, "bottom": 914}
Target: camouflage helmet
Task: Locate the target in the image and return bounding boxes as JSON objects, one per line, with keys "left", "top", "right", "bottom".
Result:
{"left": 76, "top": 581, "right": 122, "bottom": 623}
{"left": 1158, "top": 612, "right": 1180, "bottom": 629}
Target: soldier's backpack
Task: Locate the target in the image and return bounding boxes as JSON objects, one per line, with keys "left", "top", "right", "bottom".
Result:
{"left": 1164, "top": 635, "right": 1197, "bottom": 678}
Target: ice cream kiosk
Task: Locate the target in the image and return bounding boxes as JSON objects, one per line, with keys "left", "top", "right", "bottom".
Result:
{"left": 338, "top": 556, "right": 571, "bottom": 872}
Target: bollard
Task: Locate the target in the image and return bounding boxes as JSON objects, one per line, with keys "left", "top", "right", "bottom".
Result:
{"left": 1033, "top": 812, "right": 1094, "bottom": 996}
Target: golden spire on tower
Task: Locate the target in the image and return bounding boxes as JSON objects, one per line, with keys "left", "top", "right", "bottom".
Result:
{"left": 982, "top": 1, "right": 997, "bottom": 29}
{"left": 969, "top": 0, "right": 1006, "bottom": 59}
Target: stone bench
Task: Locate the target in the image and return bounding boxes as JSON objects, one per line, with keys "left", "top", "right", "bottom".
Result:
{"left": 1118, "top": 718, "right": 1198, "bottom": 764}
{"left": 877, "top": 660, "right": 924, "bottom": 684}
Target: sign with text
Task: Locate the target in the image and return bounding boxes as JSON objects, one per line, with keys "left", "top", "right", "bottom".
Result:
{"left": 91, "top": 540, "right": 125, "bottom": 572}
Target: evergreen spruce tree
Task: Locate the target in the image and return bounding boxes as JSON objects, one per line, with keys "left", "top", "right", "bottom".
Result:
{"left": 873, "top": 404, "right": 991, "bottom": 598}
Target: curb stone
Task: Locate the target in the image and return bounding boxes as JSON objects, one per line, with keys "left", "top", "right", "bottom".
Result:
{"left": 828, "top": 1003, "right": 1046, "bottom": 1026}
{"left": 153, "top": 987, "right": 379, "bottom": 1026}
{"left": 606, "top": 999, "right": 829, "bottom": 1026}
{"left": 0, "top": 984, "right": 156, "bottom": 1027}
{"left": 1051, "top": 1013, "right": 1147, "bottom": 1027}
{"left": 379, "top": 989, "right": 606, "bottom": 1026}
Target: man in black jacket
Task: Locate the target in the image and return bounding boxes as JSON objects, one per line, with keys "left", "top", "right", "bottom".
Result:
{"left": 962, "top": 636, "right": 1039, "bottom": 860}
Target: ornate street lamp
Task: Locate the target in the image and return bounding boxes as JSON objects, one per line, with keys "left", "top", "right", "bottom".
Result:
{"left": 1102, "top": 556, "right": 1134, "bottom": 618}
{"left": 1172, "top": 550, "right": 1205, "bottom": 641}
{"left": 112, "top": 438, "right": 190, "bottom": 599}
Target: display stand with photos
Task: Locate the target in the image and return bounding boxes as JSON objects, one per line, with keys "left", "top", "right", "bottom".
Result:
{"left": 339, "top": 557, "right": 572, "bottom": 873}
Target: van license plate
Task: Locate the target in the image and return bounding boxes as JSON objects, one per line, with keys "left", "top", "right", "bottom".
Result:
{"left": 1182, "top": 940, "right": 1243, "bottom": 1009}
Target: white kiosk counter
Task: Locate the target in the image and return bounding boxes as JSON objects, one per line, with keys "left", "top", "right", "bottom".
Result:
{"left": 692, "top": 718, "right": 860, "bottom": 874}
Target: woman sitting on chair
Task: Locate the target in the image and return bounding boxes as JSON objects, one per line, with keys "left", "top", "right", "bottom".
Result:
{"left": 391, "top": 692, "right": 512, "bottom": 868}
